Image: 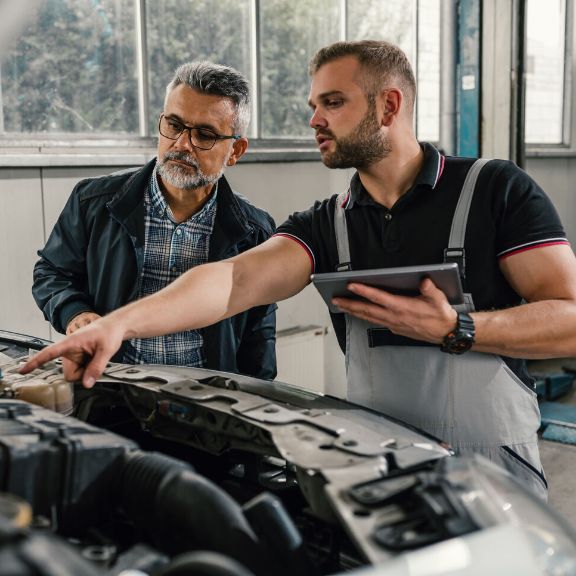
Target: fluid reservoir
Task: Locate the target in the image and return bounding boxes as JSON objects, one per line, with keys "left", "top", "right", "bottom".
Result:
{"left": 9, "top": 375, "right": 74, "bottom": 415}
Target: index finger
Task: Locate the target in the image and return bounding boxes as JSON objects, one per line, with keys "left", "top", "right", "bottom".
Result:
{"left": 19, "top": 342, "right": 66, "bottom": 374}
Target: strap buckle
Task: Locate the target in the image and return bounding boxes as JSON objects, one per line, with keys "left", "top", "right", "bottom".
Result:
{"left": 335, "top": 262, "right": 352, "bottom": 272}
{"left": 444, "top": 247, "right": 465, "bottom": 280}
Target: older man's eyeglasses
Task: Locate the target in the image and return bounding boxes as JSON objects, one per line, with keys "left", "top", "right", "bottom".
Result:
{"left": 158, "top": 114, "right": 241, "bottom": 151}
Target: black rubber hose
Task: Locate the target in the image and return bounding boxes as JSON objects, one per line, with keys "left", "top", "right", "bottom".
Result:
{"left": 118, "top": 451, "right": 265, "bottom": 575}
{"left": 153, "top": 550, "right": 255, "bottom": 576}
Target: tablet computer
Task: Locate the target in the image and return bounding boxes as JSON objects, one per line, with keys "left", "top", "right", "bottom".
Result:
{"left": 311, "top": 263, "right": 464, "bottom": 313}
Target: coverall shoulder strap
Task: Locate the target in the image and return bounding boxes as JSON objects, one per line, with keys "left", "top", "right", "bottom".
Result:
{"left": 444, "top": 158, "right": 492, "bottom": 277}
{"left": 334, "top": 190, "right": 352, "bottom": 271}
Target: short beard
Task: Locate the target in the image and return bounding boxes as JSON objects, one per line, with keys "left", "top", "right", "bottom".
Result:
{"left": 321, "top": 98, "right": 391, "bottom": 169}
{"left": 157, "top": 151, "right": 225, "bottom": 190}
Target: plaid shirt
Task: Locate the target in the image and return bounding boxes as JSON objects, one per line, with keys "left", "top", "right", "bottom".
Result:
{"left": 123, "top": 169, "right": 217, "bottom": 366}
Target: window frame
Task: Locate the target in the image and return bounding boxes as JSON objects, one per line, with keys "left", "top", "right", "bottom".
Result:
{"left": 525, "top": 0, "right": 576, "bottom": 157}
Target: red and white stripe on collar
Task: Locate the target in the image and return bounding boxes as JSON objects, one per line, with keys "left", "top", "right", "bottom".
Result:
{"left": 433, "top": 154, "right": 445, "bottom": 189}
{"left": 340, "top": 189, "right": 351, "bottom": 209}
{"left": 340, "top": 152, "right": 445, "bottom": 206}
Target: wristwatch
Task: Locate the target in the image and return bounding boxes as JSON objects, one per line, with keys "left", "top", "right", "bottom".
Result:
{"left": 440, "top": 311, "right": 475, "bottom": 354}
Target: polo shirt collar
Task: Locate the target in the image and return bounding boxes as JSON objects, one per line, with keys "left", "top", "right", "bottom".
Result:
{"left": 346, "top": 142, "right": 444, "bottom": 209}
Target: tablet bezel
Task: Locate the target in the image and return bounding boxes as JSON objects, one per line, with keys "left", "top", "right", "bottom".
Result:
{"left": 311, "top": 263, "right": 464, "bottom": 313}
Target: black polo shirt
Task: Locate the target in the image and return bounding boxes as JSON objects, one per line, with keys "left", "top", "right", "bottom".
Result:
{"left": 276, "top": 143, "right": 568, "bottom": 372}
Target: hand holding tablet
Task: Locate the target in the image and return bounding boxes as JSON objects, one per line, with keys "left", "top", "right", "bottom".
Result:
{"left": 311, "top": 263, "right": 464, "bottom": 313}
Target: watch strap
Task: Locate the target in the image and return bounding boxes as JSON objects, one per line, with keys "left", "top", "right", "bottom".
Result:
{"left": 440, "top": 311, "right": 475, "bottom": 354}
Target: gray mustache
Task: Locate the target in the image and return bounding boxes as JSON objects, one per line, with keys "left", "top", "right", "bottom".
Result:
{"left": 163, "top": 152, "right": 198, "bottom": 168}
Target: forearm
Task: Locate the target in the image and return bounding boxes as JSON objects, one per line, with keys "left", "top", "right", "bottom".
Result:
{"left": 105, "top": 241, "right": 308, "bottom": 343}
{"left": 335, "top": 279, "right": 576, "bottom": 360}
{"left": 473, "top": 299, "right": 576, "bottom": 358}
{"left": 18, "top": 237, "right": 311, "bottom": 387}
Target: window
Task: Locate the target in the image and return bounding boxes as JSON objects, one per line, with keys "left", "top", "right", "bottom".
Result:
{"left": 0, "top": 0, "right": 138, "bottom": 135}
{"left": 0, "top": 0, "right": 440, "bottom": 148}
{"left": 146, "top": 0, "right": 253, "bottom": 135}
{"left": 348, "top": 0, "right": 440, "bottom": 142}
{"left": 525, "top": 0, "right": 568, "bottom": 145}
{"left": 259, "top": 0, "right": 340, "bottom": 139}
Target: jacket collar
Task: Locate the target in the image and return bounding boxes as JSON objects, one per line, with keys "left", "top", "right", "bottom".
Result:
{"left": 106, "top": 158, "right": 253, "bottom": 258}
{"left": 208, "top": 172, "right": 254, "bottom": 260}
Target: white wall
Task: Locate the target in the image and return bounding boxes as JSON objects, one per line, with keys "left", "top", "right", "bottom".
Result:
{"left": 0, "top": 168, "right": 45, "bottom": 337}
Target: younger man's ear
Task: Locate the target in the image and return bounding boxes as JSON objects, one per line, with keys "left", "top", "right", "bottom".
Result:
{"left": 379, "top": 88, "right": 402, "bottom": 127}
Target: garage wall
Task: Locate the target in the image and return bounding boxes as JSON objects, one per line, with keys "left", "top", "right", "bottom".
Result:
{"left": 0, "top": 168, "right": 45, "bottom": 337}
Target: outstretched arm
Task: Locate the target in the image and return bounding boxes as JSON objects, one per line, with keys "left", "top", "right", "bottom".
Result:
{"left": 334, "top": 244, "right": 576, "bottom": 358}
{"left": 21, "top": 236, "right": 311, "bottom": 386}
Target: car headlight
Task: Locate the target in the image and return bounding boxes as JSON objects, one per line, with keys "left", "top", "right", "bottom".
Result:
{"left": 346, "top": 454, "right": 576, "bottom": 576}
{"left": 441, "top": 455, "right": 576, "bottom": 575}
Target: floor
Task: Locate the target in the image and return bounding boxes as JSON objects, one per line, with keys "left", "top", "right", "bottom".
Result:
{"left": 540, "top": 437, "right": 576, "bottom": 527}
{"left": 531, "top": 358, "right": 576, "bottom": 529}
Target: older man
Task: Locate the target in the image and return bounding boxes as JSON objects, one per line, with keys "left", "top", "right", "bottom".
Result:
{"left": 32, "top": 61, "right": 277, "bottom": 379}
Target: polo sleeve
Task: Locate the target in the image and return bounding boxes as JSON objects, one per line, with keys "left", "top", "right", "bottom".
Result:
{"left": 275, "top": 200, "right": 332, "bottom": 274}
{"left": 489, "top": 161, "right": 569, "bottom": 259}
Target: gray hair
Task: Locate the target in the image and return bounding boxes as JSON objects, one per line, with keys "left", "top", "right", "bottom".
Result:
{"left": 165, "top": 61, "right": 251, "bottom": 134}
{"left": 309, "top": 40, "right": 416, "bottom": 114}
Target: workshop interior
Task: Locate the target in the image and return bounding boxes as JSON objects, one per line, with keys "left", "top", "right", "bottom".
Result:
{"left": 2, "top": 1, "right": 576, "bottom": 575}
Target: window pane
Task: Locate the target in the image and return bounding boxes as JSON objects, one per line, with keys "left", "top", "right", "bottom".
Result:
{"left": 416, "top": 0, "right": 440, "bottom": 142}
{"left": 259, "top": 0, "right": 341, "bottom": 139}
{"left": 347, "top": 0, "right": 416, "bottom": 60}
{"left": 347, "top": 0, "right": 440, "bottom": 143}
{"left": 146, "top": 0, "right": 252, "bottom": 132}
{"left": 525, "top": 0, "right": 566, "bottom": 144}
{"left": 0, "top": 0, "right": 137, "bottom": 135}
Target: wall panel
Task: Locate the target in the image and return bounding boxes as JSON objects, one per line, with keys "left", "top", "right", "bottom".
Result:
{"left": 0, "top": 169, "right": 50, "bottom": 338}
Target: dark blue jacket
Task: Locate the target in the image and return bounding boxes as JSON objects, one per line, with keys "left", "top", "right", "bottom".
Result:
{"left": 32, "top": 159, "right": 277, "bottom": 380}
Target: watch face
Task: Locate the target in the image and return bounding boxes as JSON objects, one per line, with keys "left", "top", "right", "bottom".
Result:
{"left": 449, "top": 335, "right": 474, "bottom": 353}
{"left": 441, "top": 329, "right": 474, "bottom": 354}
{"left": 441, "top": 312, "right": 475, "bottom": 354}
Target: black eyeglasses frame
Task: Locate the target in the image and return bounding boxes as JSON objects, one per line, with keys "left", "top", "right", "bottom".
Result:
{"left": 158, "top": 114, "right": 241, "bottom": 151}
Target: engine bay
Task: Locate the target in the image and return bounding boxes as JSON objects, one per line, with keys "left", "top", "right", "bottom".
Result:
{"left": 0, "top": 329, "right": 574, "bottom": 576}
